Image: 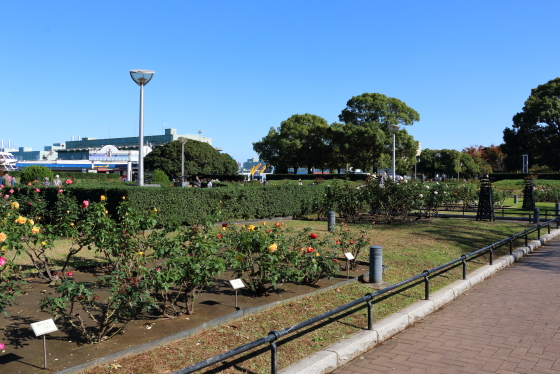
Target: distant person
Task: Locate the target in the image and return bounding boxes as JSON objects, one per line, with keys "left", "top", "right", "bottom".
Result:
{"left": 2, "top": 171, "right": 12, "bottom": 186}
{"left": 42, "top": 177, "right": 51, "bottom": 186}
{"left": 52, "top": 175, "right": 62, "bottom": 186}
{"left": 298, "top": 179, "right": 303, "bottom": 185}
{"left": 263, "top": 179, "right": 268, "bottom": 185}
{"left": 193, "top": 176, "right": 201, "bottom": 188}
{"left": 207, "top": 180, "right": 212, "bottom": 188}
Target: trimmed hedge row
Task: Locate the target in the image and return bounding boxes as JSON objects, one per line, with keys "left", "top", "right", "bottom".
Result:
{"left": 266, "top": 174, "right": 369, "bottom": 181}
{"left": 9, "top": 184, "right": 327, "bottom": 225}
{"left": 491, "top": 173, "right": 560, "bottom": 181}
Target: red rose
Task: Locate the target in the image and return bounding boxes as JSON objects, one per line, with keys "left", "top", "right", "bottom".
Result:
{"left": 309, "top": 233, "right": 318, "bottom": 239}
{"left": 336, "top": 240, "right": 341, "bottom": 245}
{"left": 333, "top": 259, "right": 338, "bottom": 263}
{"left": 350, "top": 241, "right": 355, "bottom": 244}
{"left": 222, "top": 223, "right": 227, "bottom": 228}
{"left": 307, "top": 247, "right": 314, "bottom": 253}
{"left": 275, "top": 222, "right": 281, "bottom": 227}
{"left": 217, "top": 234, "right": 223, "bottom": 238}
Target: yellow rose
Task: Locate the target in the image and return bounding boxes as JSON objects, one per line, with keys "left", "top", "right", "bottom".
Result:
{"left": 66, "top": 210, "right": 70, "bottom": 213}
{"left": 10, "top": 202, "right": 19, "bottom": 210}
{"left": 41, "top": 241, "right": 47, "bottom": 246}
{"left": 0, "top": 232, "right": 7, "bottom": 243}
{"left": 105, "top": 210, "right": 108, "bottom": 214}
{"left": 268, "top": 243, "right": 278, "bottom": 253}
{"left": 153, "top": 208, "right": 158, "bottom": 212}
{"left": 31, "top": 226, "right": 40, "bottom": 235}
{"left": 138, "top": 252, "right": 144, "bottom": 256}
{"left": 29, "top": 219, "right": 34, "bottom": 225}
{"left": 1, "top": 245, "right": 7, "bottom": 251}
{"left": 262, "top": 222, "right": 267, "bottom": 225}
{"left": 247, "top": 225, "right": 256, "bottom": 231}
{"left": 122, "top": 196, "right": 126, "bottom": 200}
{"left": 70, "top": 222, "right": 75, "bottom": 226}
{"left": 100, "top": 195, "right": 106, "bottom": 201}
{"left": 315, "top": 252, "right": 320, "bottom": 257}
{"left": 15, "top": 216, "right": 27, "bottom": 224}
{"left": 222, "top": 227, "right": 226, "bottom": 231}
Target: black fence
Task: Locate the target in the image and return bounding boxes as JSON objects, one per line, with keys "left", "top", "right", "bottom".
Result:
{"left": 172, "top": 217, "right": 560, "bottom": 374}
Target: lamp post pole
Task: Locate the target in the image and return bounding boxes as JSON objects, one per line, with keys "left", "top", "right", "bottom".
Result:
{"left": 178, "top": 137, "right": 187, "bottom": 182}
{"left": 388, "top": 125, "right": 400, "bottom": 180}
{"left": 130, "top": 70, "right": 155, "bottom": 187}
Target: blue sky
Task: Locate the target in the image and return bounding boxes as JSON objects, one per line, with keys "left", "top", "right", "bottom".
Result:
{"left": 2, "top": 1, "right": 559, "bottom": 164}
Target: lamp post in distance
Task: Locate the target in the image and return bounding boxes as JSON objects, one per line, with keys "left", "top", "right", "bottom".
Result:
{"left": 130, "top": 69, "right": 155, "bottom": 186}
{"left": 388, "top": 124, "right": 400, "bottom": 180}
{"left": 178, "top": 137, "right": 188, "bottom": 183}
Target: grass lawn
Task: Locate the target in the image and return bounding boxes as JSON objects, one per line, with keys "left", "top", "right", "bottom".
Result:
{"left": 80, "top": 218, "right": 537, "bottom": 374}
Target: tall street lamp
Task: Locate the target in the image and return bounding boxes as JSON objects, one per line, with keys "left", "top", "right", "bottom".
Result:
{"left": 178, "top": 137, "right": 188, "bottom": 182}
{"left": 130, "top": 69, "right": 155, "bottom": 186}
{"left": 388, "top": 124, "right": 400, "bottom": 180}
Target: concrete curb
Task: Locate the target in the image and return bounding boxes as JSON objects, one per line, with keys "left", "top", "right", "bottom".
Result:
{"left": 278, "top": 228, "right": 560, "bottom": 374}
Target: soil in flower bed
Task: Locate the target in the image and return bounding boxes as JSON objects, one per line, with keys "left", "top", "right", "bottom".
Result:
{"left": 0, "top": 263, "right": 367, "bottom": 374}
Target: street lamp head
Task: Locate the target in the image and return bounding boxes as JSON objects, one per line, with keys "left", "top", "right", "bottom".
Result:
{"left": 388, "top": 124, "right": 400, "bottom": 134}
{"left": 178, "top": 137, "right": 188, "bottom": 144}
{"left": 130, "top": 70, "right": 155, "bottom": 86}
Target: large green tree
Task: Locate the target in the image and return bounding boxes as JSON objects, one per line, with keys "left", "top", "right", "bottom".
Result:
{"left": 144, "top": 140, "right": 238, "bottom": 179}
{"left": 338, "top": 93, "right": 420, "bottom": 173}
{"left": 253, "top": 114, "right": 330, "bottom": 174}
{"left": 503, "top": 78, "right": 560, "bottom": 171}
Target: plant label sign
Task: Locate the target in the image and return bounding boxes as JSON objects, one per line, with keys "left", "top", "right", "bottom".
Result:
{"left": 344, "top": 252, "right": 355, "bottom": 260}
{"left": 30, "top": 319, "right": 58, "bottom": 337}
{"left": 229, "top": 279, "right": 245, "bottom": 289}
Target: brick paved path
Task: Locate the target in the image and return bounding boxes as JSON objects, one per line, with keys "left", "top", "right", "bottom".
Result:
{"left": 332, "top": 240, "right": 560, "bottom": 374}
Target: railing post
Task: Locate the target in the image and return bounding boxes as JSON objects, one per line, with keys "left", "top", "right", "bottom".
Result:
{"left": 548, "top": 222, "right": 551, "bottom": 234}
{"left": 525, "top": 232, "right": 528, "bottom": 246}
{"left": 513, "top": 194, "right": 518, "bottom": 204}
{"left": 509, "top": 238, "right": 513, "bottom": 255}
{"left": 423, "top": 270, "right": 430, "bottom": 300}
{"left": 462, "top": 256, "right": 467, "bottom": 280}
{"left": 538, "top": 225, "right": 541, "bottom": 239}
{"left": 367, "top": 299, "right": 373, "bottom": 330}
{"left": 489, "top": 245, "right": 493, "bottom": 265}
{"left": 269, "top": 331, "right": 280, "bottom": 374}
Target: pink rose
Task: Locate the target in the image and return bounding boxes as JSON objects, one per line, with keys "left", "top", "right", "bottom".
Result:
{"left": 0, "top": 342, "right": 4, "bottom": 350}
{"left": 3, "top": 195, "right": 8, "bottom": 199}
{"left": 58, "top": 189, "right": 64, "bottom": 194}
{"left": 67, "top": 272, "right": 73, "bottom": 277}
{"left": 9, "top": 189, "right": 14, "bottom": 194}
{"left": 82, "top": 200, "right": 89, "bottom": 208}
{"left": 0, "top": 257, "right": 6, "bottom": 266}
{"left": 35, "top": 188, "right": 40, "bottom": 193}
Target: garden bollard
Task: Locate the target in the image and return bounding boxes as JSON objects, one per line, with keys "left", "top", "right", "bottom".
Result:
{"left": 556, "top": 203, "right": 560, "bottom": 217}
{"left": 328, "top": 211, "right": 336, "bottom": 232}
{"left": 513, "top": 195, "right": 518, "bottom": 204}
{"left": 533, "top": 207, "right": 540, "bottom": 224}
{"left": 369, "top": 245, "right": 383, "bottom": 283}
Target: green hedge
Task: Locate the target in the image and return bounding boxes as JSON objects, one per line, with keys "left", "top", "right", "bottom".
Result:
{"left": 7, "top": 184, "right": 326, "bottom": 225}
{"left": 491, "top": 173, "right": 560, "bottom": 182}
{"left": 8, "top": 171, "right": 121, "bottom": 181}
{"left": 266, "top": 174, "right": 369, "bottom": 181}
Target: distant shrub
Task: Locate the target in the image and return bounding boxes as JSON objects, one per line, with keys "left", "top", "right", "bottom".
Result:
{"left": 20, "top": 165, "right": 54, "bottom": 184}
{"left": 151, "top": 169, "right": 170, "bottom": 184}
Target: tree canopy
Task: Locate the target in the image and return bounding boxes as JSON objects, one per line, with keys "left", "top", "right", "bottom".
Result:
{"left": 502, "top": 78, "right": 560, "bottom": 171}
{"left": 253, "top": 114, "right": 330, "bottom": 174}
{"left": 144, "top": 140, "right": 238, "bottom": 179}
{"left": 253, "top": 93, "right": 421, "bottom": 174}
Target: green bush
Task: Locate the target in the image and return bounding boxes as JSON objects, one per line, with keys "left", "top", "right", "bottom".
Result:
{"left": 151, "top": 169, "right": 170, "bottom": 184}
{"left": 19, "top": 165, "right": 54, "bottom": 184}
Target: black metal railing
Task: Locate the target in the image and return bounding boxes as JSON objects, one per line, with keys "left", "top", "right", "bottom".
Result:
{"left": 172, "top": 217, "right": 560, "bottom": 374}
